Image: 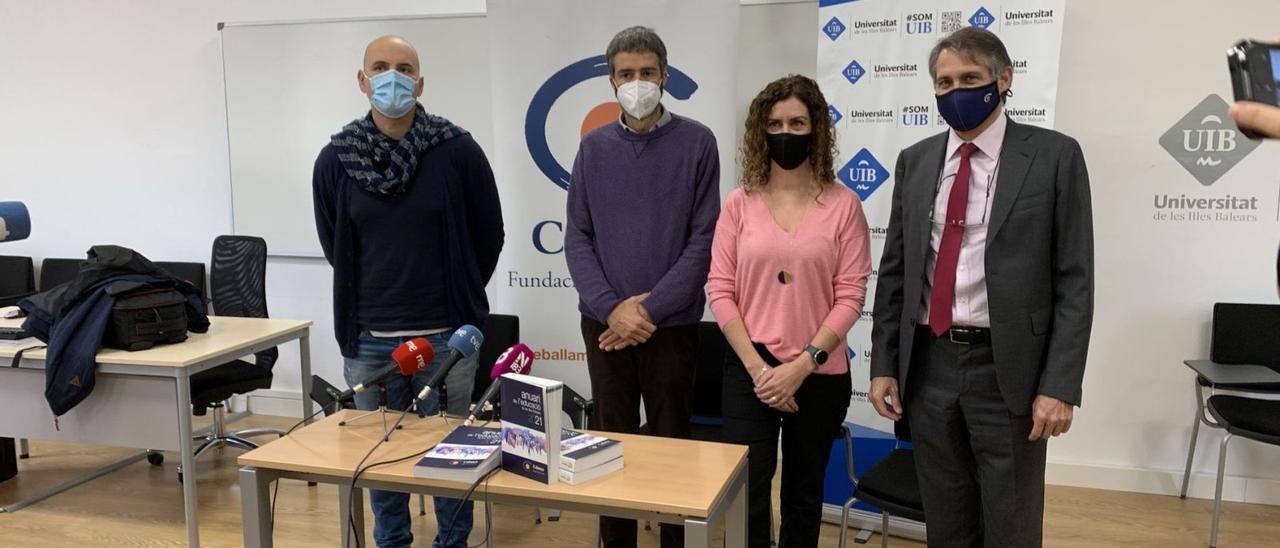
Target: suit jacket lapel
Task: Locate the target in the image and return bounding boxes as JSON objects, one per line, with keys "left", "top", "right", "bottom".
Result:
{"left": 913, "top": 134, "right": 948, "bottom": 261}
{"left": 987, "top": 120, "right": 1035, "bottom": 240}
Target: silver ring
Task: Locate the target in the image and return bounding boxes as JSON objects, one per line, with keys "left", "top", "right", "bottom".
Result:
{"left": 770, "top": 396, "right": 778, "bottom": 402}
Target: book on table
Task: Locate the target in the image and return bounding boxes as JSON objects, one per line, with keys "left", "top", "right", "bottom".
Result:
{"left": 499, "top": 373, "right": 563, "bottom": 484}
{"left": 413, "top": 425, "right": 502, "bottom": 483}
{"left": 559, "top": 428, "right": 623, "bottom": 472}
{"left": 558, "top": 455, "right": 624, "bottom": 485}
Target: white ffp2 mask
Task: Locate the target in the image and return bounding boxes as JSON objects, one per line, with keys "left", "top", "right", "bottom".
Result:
{"left": 615, "top": 80, "right": 662, "bottom": 119}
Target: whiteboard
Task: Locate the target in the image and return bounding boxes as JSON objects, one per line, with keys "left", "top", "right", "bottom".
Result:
{"left": 220, "top": 14, "right": 492, "bottom": 257}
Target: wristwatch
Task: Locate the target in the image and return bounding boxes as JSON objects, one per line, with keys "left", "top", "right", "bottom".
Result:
{"left": 803, "top": 344, "right": 829, "bottom": 366}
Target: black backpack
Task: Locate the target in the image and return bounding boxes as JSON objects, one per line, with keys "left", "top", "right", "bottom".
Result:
{"left": 102, "top": 282, "right": 190, "bottom": 351}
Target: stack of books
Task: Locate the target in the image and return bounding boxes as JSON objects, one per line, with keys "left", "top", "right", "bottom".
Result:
{"left": 558, "top": 428, "right": 623, "bottom": 485}
{"left": 413, "top": 425, "right": 503, "bottom": 483}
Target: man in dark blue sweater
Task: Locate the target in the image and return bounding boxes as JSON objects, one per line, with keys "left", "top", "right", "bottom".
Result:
{"left": 565, "top": 27, "right": 720, "bottom": 548}
{"left": 313, "top": 35, "right": 504, "bottom": 548}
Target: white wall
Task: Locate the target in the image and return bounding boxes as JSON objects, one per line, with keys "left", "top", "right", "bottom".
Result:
{"left": 0, "top": 0, "right": 815, "bottom": 412}
{"left": 1049, "top": 0, "right": 1280, "bottom": 502}
{"left": 4, "top": 0, "right": 1280, "bottom": 504}
{"left": 0, "top": 0, "right": 486, "bottom": 418}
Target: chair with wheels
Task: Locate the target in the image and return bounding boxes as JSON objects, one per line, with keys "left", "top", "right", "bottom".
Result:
{"left": 175, "top": 236, "right": 284, "bottom": 481}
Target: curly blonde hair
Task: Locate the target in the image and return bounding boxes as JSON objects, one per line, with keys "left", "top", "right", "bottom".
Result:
{"left": 739, "top": 74, "right": 838, "bottom": 192}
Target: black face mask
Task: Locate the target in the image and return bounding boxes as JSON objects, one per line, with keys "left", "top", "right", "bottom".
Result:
{"left": 766, "top": 132, "right": 813, "bottom": 171}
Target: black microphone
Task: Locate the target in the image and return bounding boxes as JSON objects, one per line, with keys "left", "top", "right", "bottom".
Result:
{"left": 413, "top": 324, "right": 483, "bottom": 402}
{"left": 465, "top": 343, "right": 534, "bottom": 423}
{"left": 336, "top": 337, "right": 435, "bottom": 402}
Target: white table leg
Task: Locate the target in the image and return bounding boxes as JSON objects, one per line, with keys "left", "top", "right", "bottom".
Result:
{"left": 176, "top": 374, "right": 200, "bottom": 547}
{"left": 725, "top": 468, "right": 747, "bottom": 548}
{"left": 240, "top": 467, "right": 274, "bottom": 548}
{"left": 684, "top": 517, "right": 711, "bottom": 548}
{"left": 339, "top": 483, "right": 366, "bottom": 548}
{"left": 299, "top": 332, "right": 315, "bottom": 422}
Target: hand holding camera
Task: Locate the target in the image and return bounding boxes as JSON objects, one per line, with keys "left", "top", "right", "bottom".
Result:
{"left": 1228, "top": 37, "right": 1280, "bottom": 139}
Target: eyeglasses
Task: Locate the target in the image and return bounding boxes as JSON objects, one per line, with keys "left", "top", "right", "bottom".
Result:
{"left": 926, "top": 151, "right": 1002, "bottom": 230}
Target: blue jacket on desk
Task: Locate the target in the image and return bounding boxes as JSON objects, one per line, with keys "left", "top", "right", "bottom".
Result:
{"left": 19, "top": 246, "right": 208, "bottom": 416}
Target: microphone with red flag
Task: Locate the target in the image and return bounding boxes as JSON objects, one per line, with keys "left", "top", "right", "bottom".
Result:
{"left": 336, "top": 337, "right": 434, "bottom": 402}
{"left": 465, "top": 343, "right": 534, "bottom": 424}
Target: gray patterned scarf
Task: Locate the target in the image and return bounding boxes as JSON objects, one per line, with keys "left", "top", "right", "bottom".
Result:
{"left": 330, "top": 104, "right": 468, "bottom": 195}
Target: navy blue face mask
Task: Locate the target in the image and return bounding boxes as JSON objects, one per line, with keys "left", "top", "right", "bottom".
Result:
{"left": 936, "top": 80, "right": 1001, "bottom": 132}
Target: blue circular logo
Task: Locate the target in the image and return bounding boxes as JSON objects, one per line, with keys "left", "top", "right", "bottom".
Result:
{"left": 524, "top": 55, "right": 699, "bottom": 190}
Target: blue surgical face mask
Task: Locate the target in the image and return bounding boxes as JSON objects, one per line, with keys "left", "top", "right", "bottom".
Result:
{"left": 935, "top": 80, "right": 1001, "bottom": 132}
{"left": 365, "top": 70, "right": 417, "bottom": 118}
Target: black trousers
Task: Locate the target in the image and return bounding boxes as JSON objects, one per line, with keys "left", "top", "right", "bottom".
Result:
{"left": 582, "top": 316, "right": 698, "bottom": 548}
{"left": 906, "top": 327, "right": 1048, "bottom": 548}
{"left": 722, "top": 343, "right": 851, "bottom": 548}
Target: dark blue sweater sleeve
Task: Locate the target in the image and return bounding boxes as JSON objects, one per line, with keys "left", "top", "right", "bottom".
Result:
{"left": 641, "top": 133, "right": 720, "bottom": 323}
{"left": 458, "top": 136, "right": 505, "bottom": 284}
{"left": 312, "top": 145, "right": 339, "bottom": 266}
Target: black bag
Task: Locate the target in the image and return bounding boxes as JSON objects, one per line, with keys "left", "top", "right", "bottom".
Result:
{"left": 102, "top": 285, "right": 189, "bottom": 351}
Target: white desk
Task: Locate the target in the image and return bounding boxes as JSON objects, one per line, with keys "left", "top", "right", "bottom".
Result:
{"left": 238, "top": 410, "right": 748, "bottom": 548}
{"left": 0, "top": 315, "right": 314, "bottom": 547}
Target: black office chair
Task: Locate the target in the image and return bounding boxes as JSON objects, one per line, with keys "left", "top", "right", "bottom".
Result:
{"left": 468, "top": 313, "right": 521, "bottom": 405}
{"left": 37, "top": 257, "right": 81, "bottom": 290}
{"left": 691, "top": 321, "right": 726, "bottom": 436}
{"left": 0, "top": 255, "right": 35, "bottom": 307}
{"left": 839, "top": 421, "right": 924, "bottom": 548}
{"left": 1179, "top": 303, "right": 1280, "bottom": 547}
{"left": 178, "top": 235, "right": 283, "bottom": 481}
{"left": 40, "top": 257, "right": 203, "bottom": 293}
{"left": 561, "top": 383, "right": 593, "bottom": 431}
{"left": 0, "top": 256, "right": 31, "bottom": 474}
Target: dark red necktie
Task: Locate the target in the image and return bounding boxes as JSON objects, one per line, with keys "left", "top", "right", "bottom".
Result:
{"left": 929, "top": 142, "right": 979, "bottom": 337}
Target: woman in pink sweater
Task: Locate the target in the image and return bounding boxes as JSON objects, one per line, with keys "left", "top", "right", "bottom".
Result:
{"left": 708, "top": 75, "right": 873, "bottom": 548}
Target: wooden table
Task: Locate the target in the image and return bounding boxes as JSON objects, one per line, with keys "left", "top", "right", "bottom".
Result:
{"left": 238, "top": 409, "right": 747, "bottom": 547}
{"left": 0, "top": 315, "right": 314, "bottom": 548}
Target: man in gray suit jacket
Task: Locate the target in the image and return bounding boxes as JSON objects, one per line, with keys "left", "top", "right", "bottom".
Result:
{"left": 870, "top": 27, "right": 1093, "bottom": 547}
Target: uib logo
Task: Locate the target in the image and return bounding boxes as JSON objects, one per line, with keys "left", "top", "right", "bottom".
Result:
{"left": 525, "top": 55, "right": 699, "bottom": 255}
{"left": 843, "top": 60, "right": 866, "bottom": 85}
{"left": 823, "top": 16, "right": 846, "bottom": 41}
{"left": 969, "top": 7, "right": 996, "bottom": 29}
{"left": 901, "top": 105, "right": 930, "bottom": 126}
{"left": 905, "top": 12, "right": 933, "bottom": 34}
{"left": 828, "top": 104, "right": 843, "bottom": 124}
{"left": 838, "top": 148, "right": 890, "bottom": 201}
{"left": 1158, "top": 94, "right": 1259, "bottom": 186}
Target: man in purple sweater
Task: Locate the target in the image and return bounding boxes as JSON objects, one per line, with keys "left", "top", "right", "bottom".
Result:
{"left": 564, "top": 26, "right": 720, "bottom": 548}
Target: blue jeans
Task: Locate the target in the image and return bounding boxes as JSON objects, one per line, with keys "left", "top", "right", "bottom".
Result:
{"left": 344, "top": 330, "right": 479, "bottom": 548}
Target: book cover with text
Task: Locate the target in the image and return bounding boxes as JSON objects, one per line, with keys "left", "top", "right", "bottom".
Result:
{"left": 499, "top": 373, "right": 563, "bottom": 484}
{"left": 414, "top": 425, "right": 501, "bottom": 483}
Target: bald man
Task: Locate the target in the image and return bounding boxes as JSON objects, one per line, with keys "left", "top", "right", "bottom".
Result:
{"left": 313, "top": 35, "right": 504, "bottom": 548}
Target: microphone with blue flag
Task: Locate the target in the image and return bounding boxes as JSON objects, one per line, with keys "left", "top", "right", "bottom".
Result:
{"left": 414, "top": 324, "right": 484, "bottom": 403}
{"left": 0, "top": 202, "right": 31, "bottom": 243}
